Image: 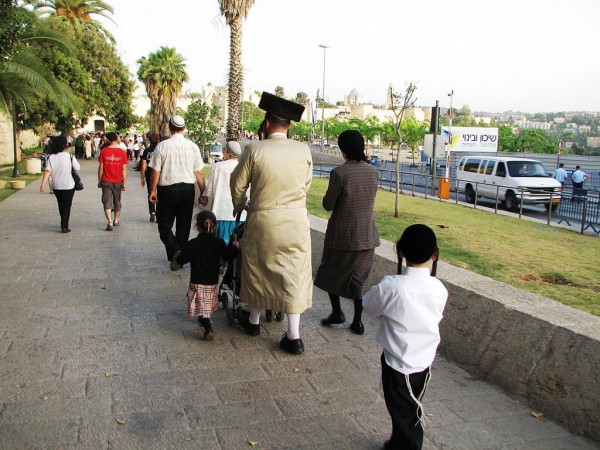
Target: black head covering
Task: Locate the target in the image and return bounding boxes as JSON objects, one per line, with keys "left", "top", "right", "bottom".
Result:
{"left": 258, "top": 92, "right": 305, "bottom": 122}
{"left": 397, "top": 224, "right": 437, "bottom": 264}
{"left": 338, "top": 129, "right": 366, "bottom": 161}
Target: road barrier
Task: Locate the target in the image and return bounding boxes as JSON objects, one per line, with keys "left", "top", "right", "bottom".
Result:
{"left": 557, "top": 190, "right": 600, "bottom": 234}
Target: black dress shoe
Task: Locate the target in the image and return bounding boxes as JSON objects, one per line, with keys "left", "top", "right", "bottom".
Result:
{"left": 350, "top": 320, "right": 365, "bottom": 335}
{"left": 61, "top": 228, "right": 71, "bottom": 233}
{"left": 280, "top": 333, "right": 304, "bottom": 354}
{"left": 321, "top": 312, "right": 346, "bottom": 326}
{"left": 238, "top": 311, "right": 260, "bottom": 336}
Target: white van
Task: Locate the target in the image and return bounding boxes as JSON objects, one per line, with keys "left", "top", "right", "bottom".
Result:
{"left": 457, "top": 156, "right": 562, "bottom": 211}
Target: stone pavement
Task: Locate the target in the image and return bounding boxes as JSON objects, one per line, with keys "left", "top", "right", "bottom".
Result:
{"left": 0, "top": 159, "right": 597, "bottom": 449}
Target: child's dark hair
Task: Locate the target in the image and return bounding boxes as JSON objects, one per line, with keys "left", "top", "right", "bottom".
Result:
{"left": 396, "top": 224, "right": 439, "bottom": 276}
{"left": 195, "top": 210, "right": 217, "bottom": 233}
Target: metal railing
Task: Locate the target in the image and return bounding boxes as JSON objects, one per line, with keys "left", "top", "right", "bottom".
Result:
{"left": 312, "top": 162, "right": 599, "bottom": 235}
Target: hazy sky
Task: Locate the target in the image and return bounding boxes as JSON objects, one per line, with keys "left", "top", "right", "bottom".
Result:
{"left": 102, "top": 0, "right": 600, "bottom": 113}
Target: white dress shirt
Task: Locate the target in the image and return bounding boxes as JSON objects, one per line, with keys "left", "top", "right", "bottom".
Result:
{"left": 149, "top": 134, "right": 204, "bottom": 186}
{"left": 363, "top": 267, "right": 448, "bottom": 374}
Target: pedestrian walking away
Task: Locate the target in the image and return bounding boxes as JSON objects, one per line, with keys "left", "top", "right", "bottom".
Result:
{"left": 140, "top": 132, "right": 159, "bottom": 222}
{"left": 363, "top": 224, "right": 448, "bottom": 450}
{"left": 201, "top": 140, "right": 247, "bottom": 245}
{"left": 39, "top": 135, "right": 80, "bottom": 233}
{"left": 315, "top": 129, "right": 380, "bottom": 336}
{"left": 230, "top": 92, "right": 313, "bottom": 354}
{"left": 148, "top": 115, "right": 206, "bottom": 269}
{"left": 174, "top": 211, "right": 239, "bottom": 340}
{"left": 98, "top": 131, "right": 128, "bottom": 231}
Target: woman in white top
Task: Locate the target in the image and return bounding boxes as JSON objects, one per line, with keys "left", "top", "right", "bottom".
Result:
{"left": 200, "top": 141, "right": 247, "bottom": 244}
{"left": 39, "top": 135, "right": 81, "bottom": 233}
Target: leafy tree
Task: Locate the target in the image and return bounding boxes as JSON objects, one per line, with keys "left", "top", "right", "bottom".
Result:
{"left": 387, "top": 82, "right": 417, "bottom": 218}
{"left": 515, "top": 129, "right": 557, "bottom": 153}
{"left": 218, "top": 0, "right": 255, "bottom": 141}
{"left": 185, "top": 99, "right": 219, "bottom": 160}
{"left": 137, "top": 46, "right": 189, "bottom": 136}
{"left": 498, "top": 125, "right": 518, "bottom": 152}
{"left": 22, "top": 17, "right": 134, "bottom": 132}
{"left": 238, "top": 100, "right": 262, "bottom": 133}
{"left": 294, "top": 92, "right": 308, "bottom": 104}
{"left": 274, "top": 86, "right": 285, "bottom": 98}
{"left": 24, "top": 0, "right": 116, "bottom": 43}
{"left": 348, "top": 116, "right": 382, "bottom": 150}
{"left": 290, "top": 121, "right": 313, "bottom": 142}
{"left": 401, "top": 118, "right": 428, "bottom": 164}
{"left": 0, "top": 3, "right": 79, "bottom": 175}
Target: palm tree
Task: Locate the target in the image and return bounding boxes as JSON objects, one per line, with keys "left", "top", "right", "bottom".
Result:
{"left": 25, "top": 0, "right": 116, "bottom": 43}
{"left": 137, "top": 47, "right": 189, "bottom": 137}
{"left": 218, "top": 0, "right": 255, "bottom": 141}
{"left": 0, "top": 5, "right": 79, "bottom": 176}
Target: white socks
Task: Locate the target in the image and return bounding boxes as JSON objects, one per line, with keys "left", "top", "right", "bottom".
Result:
{"left": 249, "top": 305, "right": 261, "bottom": 325}
{"left": 286, "top": 313, "right": 300, "bottom": 340}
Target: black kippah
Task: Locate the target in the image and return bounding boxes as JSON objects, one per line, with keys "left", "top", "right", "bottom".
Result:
{"left": 397, "top": 224, "right": 437, "bottom": 264}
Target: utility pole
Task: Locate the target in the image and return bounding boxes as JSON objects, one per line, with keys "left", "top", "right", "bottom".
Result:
{"left": 319, "top": 44, "right": 330, "bottom": 151}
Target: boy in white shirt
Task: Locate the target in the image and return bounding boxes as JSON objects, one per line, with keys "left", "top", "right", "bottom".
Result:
{"left": 363, "top": 224, "right": 448, "bottom": 450}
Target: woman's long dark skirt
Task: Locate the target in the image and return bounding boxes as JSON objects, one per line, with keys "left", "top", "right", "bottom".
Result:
{"left": 314, "top": 247, "right": 375, "bottom": 298}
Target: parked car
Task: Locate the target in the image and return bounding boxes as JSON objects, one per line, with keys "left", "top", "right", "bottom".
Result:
{"left": 209, "top": 142, "right": 223, "bottom": 161}
{"left": 457, "top": 156, "right": 562, "bottom": 211}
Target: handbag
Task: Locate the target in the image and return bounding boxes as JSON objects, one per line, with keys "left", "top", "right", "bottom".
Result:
{"left": 70, "top": 154, "right": 84, "bottom": 191}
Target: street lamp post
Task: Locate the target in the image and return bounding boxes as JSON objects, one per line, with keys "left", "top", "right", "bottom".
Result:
{"left": 319, "top": 44, "right": 329, "bottom": 151}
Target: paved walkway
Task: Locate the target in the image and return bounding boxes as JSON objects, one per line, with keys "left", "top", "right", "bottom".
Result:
{"left": 0, "top": 159, "right": 597, "bottom": 449}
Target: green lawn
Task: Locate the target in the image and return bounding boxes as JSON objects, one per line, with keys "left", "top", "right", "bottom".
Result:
{"left": 0, "top": 160, "right": 42, "bottom": 202}
{"left": 308, "top": 176, "right": 600, "bottom": 316}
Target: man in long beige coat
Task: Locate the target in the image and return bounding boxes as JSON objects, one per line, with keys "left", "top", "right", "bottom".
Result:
{"left": 230, "top": 92, "right": 312, "bottom": 354}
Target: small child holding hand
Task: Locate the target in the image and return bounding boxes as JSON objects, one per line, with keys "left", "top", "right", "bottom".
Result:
{"left": 176, "top": 210, "right": 239, "bottom": 340}
{"left": 363, "top": 224, "right": 448, "bottom": 450}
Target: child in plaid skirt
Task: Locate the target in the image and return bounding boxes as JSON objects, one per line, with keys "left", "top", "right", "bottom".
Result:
{"left": 175, "top": 210, "right": 239, "bottom": 340}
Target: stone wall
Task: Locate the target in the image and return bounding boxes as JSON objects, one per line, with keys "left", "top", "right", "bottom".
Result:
{"left": 0, "top": 112, "right": 16, "bottom": 166}
{"left": 309, "top": 215, "right": 600, "bottom": 442}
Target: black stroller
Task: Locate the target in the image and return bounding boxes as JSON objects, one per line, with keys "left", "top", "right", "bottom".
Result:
{"left": 218, "top": 216, "right": 283, "bottom": 325}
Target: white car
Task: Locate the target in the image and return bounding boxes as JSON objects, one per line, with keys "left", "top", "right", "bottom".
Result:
{"left": 457, "top": 156, "right": 562, "bottom": 211}
{"left": 209, "top": 143, "right": 223, "bottom": 161}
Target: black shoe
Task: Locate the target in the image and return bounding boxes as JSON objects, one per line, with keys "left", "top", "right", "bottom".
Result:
{"left": 238, "top": 311, "right": 260, "bottom": 336}
{"left": 280, "top": 333, "right": 304, "bottom": 354}
{"left": 170, "top": 250, "right": 183, "bottom": 271}
{"left": 203, "top": 329, "right": 214, "bottom": 341}
{"left": 321, "top": 312, "right": 346, "bottom": 326}
{"left": 350, "top": 320, "right": 364, "bottom": 335}
{"left": 61, "top": 228, "right": 71, "bottom": 233}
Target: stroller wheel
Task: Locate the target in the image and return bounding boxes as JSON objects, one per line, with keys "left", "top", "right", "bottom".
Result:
{"left": 220, "top": 293, "right": 228, "bottom": 310}
{"left": 275, "top": 312, "right": 283, "bottom": 321}
{"left": 265, "top": 310, "right": 273, "bottom": 322}
{"left": 226, "top": 307, "right": 234, "bottom": 326}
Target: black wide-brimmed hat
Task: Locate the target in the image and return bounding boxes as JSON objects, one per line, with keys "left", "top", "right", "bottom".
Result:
{"left": 258, "top": 92, "right": 305, "bottom": 122}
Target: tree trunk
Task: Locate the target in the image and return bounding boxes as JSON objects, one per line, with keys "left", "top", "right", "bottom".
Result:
{"left": 394, "top": 144, "right": 400, "bottom": 218}
{"left": 226, "top": 17, "right": 243, "bottom": 141}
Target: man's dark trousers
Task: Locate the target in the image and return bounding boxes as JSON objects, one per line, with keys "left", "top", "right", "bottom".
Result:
{"left": 156, "top": 183, "right": 195, "bottom": 260}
